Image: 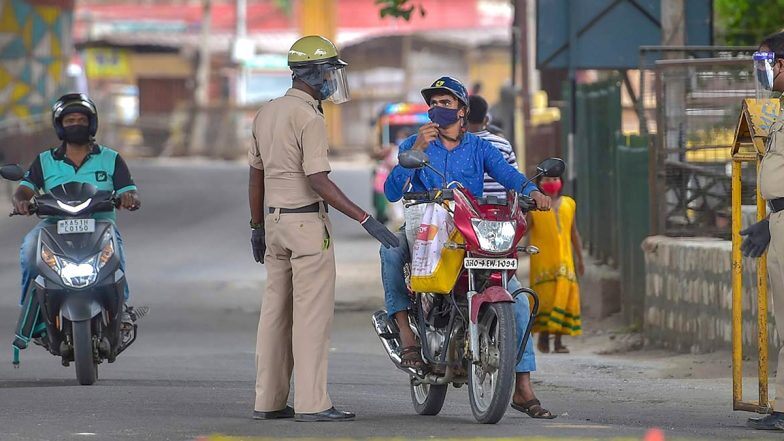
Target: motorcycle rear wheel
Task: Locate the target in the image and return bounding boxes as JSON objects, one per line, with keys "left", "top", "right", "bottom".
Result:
{"left": 73, "top": 319, "right": 97, "bottom": 385}
{"left": 410, "top": 376, "right": 448, "bottom": 415}
{"left": 468, "top": 302, "right": 516, "bottom": 424}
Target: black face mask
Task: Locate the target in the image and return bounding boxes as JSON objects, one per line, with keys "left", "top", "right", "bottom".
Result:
{"left": 63, "top": 125, "right": 91, "bottom": 144}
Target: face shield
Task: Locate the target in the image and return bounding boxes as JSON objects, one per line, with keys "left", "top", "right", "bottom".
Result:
{"left": 754, "top": 51, "right": 776, "bottom": 99}
{"left": 322, "top": 66, "right": 350, "bottom": 104}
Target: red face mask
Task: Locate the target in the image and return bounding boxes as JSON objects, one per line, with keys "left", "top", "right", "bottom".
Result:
{"left": 540, "top": 180, "right": 562, "bottom": 196}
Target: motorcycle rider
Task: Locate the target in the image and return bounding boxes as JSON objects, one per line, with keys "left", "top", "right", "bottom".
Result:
{"left": 11, "top": 93, "right": 140, "bottom": 354}
{"left": 380, "top": 76, "right": 551, "bottom": 375}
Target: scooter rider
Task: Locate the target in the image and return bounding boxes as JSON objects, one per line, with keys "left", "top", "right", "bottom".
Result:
{"left": 11, "top": 93, "right": 140, "bottom": 354}
{"left": 380, "top": 76, "right": 551, "bottom": 371}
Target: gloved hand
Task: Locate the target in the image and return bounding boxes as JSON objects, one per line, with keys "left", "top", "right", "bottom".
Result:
{"left": 361, "top": 215, "right": 400, "bottom": 248}
{"left": 740, "top": 219, "right": 771, "bottom": 258}
{"left": 251, "top": 228, "right": 266, "bottom": 263}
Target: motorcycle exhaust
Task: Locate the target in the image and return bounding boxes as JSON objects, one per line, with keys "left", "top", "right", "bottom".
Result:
{"left": 371, "top": 310, "right": 419, "bottom": 377}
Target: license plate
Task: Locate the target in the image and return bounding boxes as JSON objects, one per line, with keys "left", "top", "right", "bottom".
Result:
{"left": 57, "top": 219, "right": 95, "bottom": 235}
{"left": 464, "top": 258, "right": 518, "bottom": 270}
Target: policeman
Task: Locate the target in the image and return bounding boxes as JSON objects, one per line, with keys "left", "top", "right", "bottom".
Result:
{"left": 742, "top": 31, "right": 784, "bottom": 431}
{"left": 248, "top": 35, "right": 398, "bottom": 422}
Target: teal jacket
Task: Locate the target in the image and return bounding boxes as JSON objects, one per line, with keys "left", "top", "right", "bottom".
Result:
{"left": 20, "top": 144, "right": 137, "bottom": 221}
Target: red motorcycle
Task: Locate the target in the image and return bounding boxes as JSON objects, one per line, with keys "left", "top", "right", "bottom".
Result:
{"left": 372, "top": 151, "right": 565, "bottom": 424}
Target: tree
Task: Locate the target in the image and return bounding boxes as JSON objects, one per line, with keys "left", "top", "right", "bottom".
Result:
{"left": 715, "top": 0, "right": 784, "bottom": 45}
{"left": 375, "top": 0, "right": 426, "bottom": 20}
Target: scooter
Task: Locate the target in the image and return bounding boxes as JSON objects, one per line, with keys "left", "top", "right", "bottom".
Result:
{"left": 1, "top": 164, "right": 143, "bottom": 385}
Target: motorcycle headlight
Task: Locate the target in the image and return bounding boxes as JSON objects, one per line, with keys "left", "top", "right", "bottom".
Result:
{"left": 471, "top": 220, "right": 516, "bottom": 253}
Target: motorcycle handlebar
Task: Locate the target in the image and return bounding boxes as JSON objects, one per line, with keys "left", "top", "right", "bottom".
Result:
{"left": 403, "top": 189, "right": 454, "bottom": 202}
{"left": 518, "top": 194, "right": 537, "bottom": 212}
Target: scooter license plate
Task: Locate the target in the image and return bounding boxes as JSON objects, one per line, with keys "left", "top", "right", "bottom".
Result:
{"left": 463, "top": 258, "right": 518, "bottom": 270}
{"left": 57, "top": 219, "right": 95, "bottom": 235}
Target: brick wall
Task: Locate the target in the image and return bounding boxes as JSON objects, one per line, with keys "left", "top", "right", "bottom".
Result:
{"left": 642, "top": 208, "right": 779, "bottom": 354}
{"left": 643, "top": 207, "right": 781, "bottom": 358}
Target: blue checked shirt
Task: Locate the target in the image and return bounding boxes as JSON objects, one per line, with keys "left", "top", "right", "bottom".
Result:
{"left": 384, "top": 132, "right": 537, "bottom": 202}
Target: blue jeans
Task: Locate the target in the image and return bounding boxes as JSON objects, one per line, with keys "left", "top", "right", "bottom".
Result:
{"left": 379, "top": 231, "right": 536, "bottom": 373}
{"left": 508, "top": 276, "right": 536, "bottom": 373}
{"left": 20, "top": 220, "right": 129, "bottom": 304}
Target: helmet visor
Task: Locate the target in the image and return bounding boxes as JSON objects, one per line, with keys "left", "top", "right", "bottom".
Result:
{"left": 754, "top": 51, "right": 776, "bottom": 99}
{"left": 324, "top": 67, "right": 350, "bottom": 104}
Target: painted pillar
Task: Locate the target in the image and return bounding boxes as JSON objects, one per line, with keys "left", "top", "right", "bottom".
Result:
{"left": 0, "top": 0, "right": 74, "bottom": 122}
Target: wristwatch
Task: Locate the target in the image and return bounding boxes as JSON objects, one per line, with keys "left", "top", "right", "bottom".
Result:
{"left": 250, "top": 220, "right": 263, "bottom": 230}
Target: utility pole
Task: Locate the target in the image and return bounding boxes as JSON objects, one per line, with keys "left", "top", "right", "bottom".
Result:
{"left": 235, "top": 0, "right": 247, "bottom": 105}
{"left": 299, "top": 0, "right": 341, "bottom": 148}
{"left": 190, "top": 0, "right": 212, "bottom": 156}
{"left": 195, "top": 0, "right": 212, "bottom": 106}
{"left": 659, "top": 0, "right": 685, "bottom": 234}
{"left": 661, "top": 1, "right": 685, "bottom": 154}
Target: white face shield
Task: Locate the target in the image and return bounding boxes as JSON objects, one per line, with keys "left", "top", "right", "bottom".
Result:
{"left": 754, "top": 51, "right": 776, "bottom": 99}
{"left": 323, "top": 67, "right": 351, "bottom": 104}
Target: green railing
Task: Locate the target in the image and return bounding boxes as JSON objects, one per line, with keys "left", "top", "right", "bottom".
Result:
{"left": 563, "top": 78, "right": 651, "bottom": 326}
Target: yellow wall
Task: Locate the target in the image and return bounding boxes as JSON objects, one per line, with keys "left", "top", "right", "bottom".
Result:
{"left": 468, "top": 47, "right": 511, "bottom": 106}
{"left": 132, "top": 54, "right": 192, "bottom": 79}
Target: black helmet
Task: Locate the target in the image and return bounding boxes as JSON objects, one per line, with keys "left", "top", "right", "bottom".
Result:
{"left": 52, "top": 93, "right": 98, "bottom": 140}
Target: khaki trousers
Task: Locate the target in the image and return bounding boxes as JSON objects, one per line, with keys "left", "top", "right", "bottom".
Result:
{"left": 767, "top": 210, "right": 784, "bottom": 411}
{"left": 254, "top": 206, "right": 336, "bottom": 414}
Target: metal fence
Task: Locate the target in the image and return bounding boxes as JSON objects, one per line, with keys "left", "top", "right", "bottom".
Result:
{"left": 641, "top": 47, "right": 759, "bottom": 238}
{"left": 562, "top": 77, "right": 650, "bottom": 326}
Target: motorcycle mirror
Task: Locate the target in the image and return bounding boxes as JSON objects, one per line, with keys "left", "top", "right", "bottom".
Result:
{"left": 398, "top": 150, "right": 429, "bottom": 169}
{"left": 536, "top": 158, "right": 566, "bottom": 178}
{"left": 0, "top": 164, "right": 25, "bottom": 181}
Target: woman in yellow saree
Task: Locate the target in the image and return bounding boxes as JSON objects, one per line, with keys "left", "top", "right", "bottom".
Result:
{"left": 528, "top": 176, "right": 585, "bottom": 353}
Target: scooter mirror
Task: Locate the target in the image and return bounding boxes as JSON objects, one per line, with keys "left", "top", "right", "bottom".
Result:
{"left": 536, "top": 158, "right": 566, "bottom": 178}
{"left": 398, "top": 150, "right": 429, "bottom": 169}
{"left": 0, "top": 164, "right": 25, "bottom": 181}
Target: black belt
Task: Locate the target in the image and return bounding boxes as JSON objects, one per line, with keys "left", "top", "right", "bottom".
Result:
{"left": 268, "top": 202, "right": 328, "bottom": 214}
{"left": 771, "top": 198, "right": 784, "bottom": 213}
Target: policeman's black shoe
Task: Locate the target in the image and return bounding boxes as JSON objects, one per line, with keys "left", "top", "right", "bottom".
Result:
{"left": 747, "top": 411, "right": 784, "bottom": 430}
{"left": 252, "top": 405, "right": 295, "bottom": 420}
{"left": 295, "top": 407, "right": 356, "bottom": 422}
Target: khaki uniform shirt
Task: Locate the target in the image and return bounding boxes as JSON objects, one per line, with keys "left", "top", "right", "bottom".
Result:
{"left": 760, "top": 103, "right": 784, "bottom": 200}
{"left": 249, "top": 88, "right": 331, "bottom": 209}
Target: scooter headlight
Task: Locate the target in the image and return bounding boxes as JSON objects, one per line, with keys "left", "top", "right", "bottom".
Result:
{"left": 471, "top": 220, "right": 516, "bottom": 253}
{"left": 59, "top": 258, "right": 99, "bottom": 288}
{"left": 41, "top": 240, "right": 108, "bottom": 289}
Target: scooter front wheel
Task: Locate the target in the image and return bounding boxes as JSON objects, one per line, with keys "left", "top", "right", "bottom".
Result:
{"left": 73, "top": 319, "right": 97, "bottom": 385}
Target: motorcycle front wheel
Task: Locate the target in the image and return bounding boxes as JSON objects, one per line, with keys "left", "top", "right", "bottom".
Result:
{"left": 468, "top": 302, "right": 516, "bottom": 424}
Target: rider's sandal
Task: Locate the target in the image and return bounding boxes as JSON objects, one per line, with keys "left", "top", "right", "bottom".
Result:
{"left": 399, "top": 346, "right": 426, "bottom": 371}
{"left": 511, "top": 399, "right": 557, "bottom": 419}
